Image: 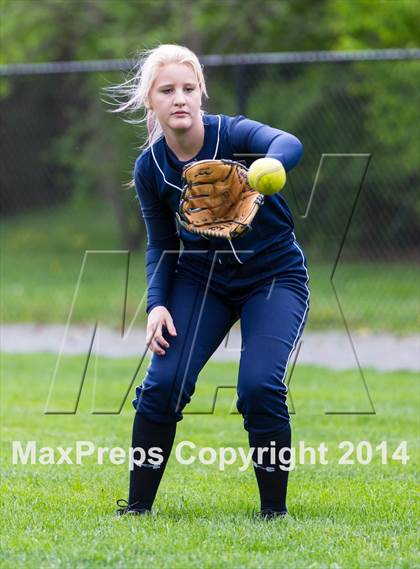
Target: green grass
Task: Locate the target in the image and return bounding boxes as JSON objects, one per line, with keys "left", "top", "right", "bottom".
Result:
{"left": 1, "top": 354, "right": 418, "bottom": 568}
{"left": 1, "top": 200, "right": 419, "bottom": 333}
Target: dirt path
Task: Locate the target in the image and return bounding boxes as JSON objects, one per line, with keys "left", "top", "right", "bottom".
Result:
{"left": 1, "top": 324, "right": 418, "bottom": 372}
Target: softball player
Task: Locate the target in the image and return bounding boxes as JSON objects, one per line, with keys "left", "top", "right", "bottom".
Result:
{"left": 113, "top": 44, "right": 310, "bottom": 519}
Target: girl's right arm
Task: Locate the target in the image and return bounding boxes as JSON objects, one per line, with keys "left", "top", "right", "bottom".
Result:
{"left": 134, "top": 158, "right": 179, "bottom": 355}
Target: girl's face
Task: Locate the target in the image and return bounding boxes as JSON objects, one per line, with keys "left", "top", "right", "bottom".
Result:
{"left": 148, "top": 63, "right": 202, "bottom": 133}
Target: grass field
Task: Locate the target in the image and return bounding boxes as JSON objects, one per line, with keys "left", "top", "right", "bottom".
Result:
{"left": 1, "top": 353, "right": 418, "bottom": 568}
{"left": 1, "top": 200, "right": 418, "bottom": 333}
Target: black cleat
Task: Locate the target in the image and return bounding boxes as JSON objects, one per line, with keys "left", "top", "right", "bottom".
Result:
{"left": 258, "top": 508, "right": 288, "bottom": 520}
{"left": 115, "top": 499, "right": 151, "bottom": 517}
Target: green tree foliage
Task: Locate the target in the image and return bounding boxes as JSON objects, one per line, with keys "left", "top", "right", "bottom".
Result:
{"left": 0, "top": 0, "right": 418, "bottom": 254}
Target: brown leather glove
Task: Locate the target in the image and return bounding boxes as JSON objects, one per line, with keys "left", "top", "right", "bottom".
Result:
{"left": 176, "top": 159, "right": 264, "bottom": 239}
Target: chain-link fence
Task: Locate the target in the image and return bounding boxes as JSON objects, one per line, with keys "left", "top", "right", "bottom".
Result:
{"left": 1, "top": 50, "right": 419, "bottom": 332}
{"left": 2, "top": 50, "right": 419, "bottom": 255}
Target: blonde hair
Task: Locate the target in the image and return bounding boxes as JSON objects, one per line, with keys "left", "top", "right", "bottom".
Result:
{"left": 105, "top": 44, "right": 208, "bottom": 147}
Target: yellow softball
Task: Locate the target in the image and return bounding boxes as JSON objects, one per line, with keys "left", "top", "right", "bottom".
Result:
{"left": 248, "top": 157, "right": 286, "bottom": 195}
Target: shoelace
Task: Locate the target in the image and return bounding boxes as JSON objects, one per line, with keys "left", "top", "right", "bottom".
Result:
{"left": 258, "top": 509, "right": 287, "bottom": 520}
{"left": 116, "top": 498, "right": 144, "bottom": 514}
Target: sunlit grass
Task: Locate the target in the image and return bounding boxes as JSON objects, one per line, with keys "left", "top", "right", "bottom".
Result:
{"left": 1, "top": 354, "right": 418, "bottom": 568}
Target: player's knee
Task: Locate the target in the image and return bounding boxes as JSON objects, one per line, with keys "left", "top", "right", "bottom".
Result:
{"left": 133, "top": 369, "right": 174, "bottom": 410}
{"left": 132, "top": 366, "right": 196, "bottom": 418}
{"left": 238, "top": 382, "right": 265, "bottom": 405}
{"left": 237, "top": 371, "right": 288, "bottom": 422}
{"left": 239, "top": 369, "right": 286, "bottom": 402}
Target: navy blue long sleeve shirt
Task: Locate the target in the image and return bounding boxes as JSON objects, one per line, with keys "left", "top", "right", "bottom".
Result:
{"left": 133, "top": 113, "right": 303, "bottom": 314}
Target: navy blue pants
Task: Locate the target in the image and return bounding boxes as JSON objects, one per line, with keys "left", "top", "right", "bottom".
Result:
{"left": 133, "top": 239, "right": 310, "bottom": 437}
